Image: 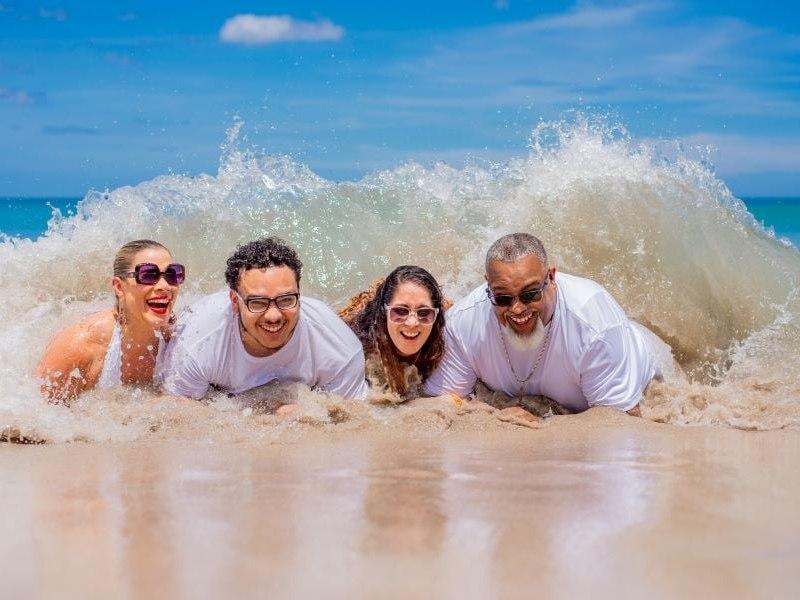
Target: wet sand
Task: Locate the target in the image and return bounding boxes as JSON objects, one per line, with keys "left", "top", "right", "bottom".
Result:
{"left": 2, "top": 409, "right": 799, "bottom": 599}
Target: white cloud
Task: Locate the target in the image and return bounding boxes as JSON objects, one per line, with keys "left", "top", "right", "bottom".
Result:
{"left": 392, "top": 2, "right": 799, "bottom": 120}
{"left": 507, "top": 2, "right": 668, "bottom": 33}
{"left": 677, "top": 133, "right": 800, "bottom": 175}
{"left": 219, "top": 14, "right": 344, "bottom": 46}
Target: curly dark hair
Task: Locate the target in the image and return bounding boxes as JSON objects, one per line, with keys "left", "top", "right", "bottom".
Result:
{"left": 224, "top": 237, "right": 303, "bottom": 290}
{"left": 348, "top": 265, "right": 446, "bottom": 396}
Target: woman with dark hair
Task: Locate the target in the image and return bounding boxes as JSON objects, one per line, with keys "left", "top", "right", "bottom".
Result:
{"left": 341, "top": 265, "right": 446, "bottom": 400}
{"left": 36, "top": 239, "right": 185, "bottom": 403}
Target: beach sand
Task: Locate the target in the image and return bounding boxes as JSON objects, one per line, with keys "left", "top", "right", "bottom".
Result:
{"left": 2, "top": 407, "right": 798, "bottom": 599}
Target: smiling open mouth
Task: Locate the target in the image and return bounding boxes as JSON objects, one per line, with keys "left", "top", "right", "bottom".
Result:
{"left": 146, "top": 298, "right": 170, "bottom": 315}
{"left": 508, "top": 313, "right": 533, "bottom": 326}
{"left": 399, "top": 331, "right": 421, "bottom": 340}
{"left": 259, "top": 322, "right": 284, "bottom": 334}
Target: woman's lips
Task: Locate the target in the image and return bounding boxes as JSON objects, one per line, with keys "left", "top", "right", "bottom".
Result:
{"left": 399, "top": 330, "right": 421, "bottom": 340}
{"left": 146, "top": 298, "right": 170, "bottom": 316}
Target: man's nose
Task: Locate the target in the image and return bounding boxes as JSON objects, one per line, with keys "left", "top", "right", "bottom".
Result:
{"left": 509, "top": 297, "right": 527, "bottom": 313}
{"left": 262, "top": 304, "right": 283, "bottom": 321}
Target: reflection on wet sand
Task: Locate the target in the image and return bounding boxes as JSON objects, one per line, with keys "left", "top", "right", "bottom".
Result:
{"left": 361, "top": 444, "right": 446, "bottom": 555}
{"left": 116, "top": 447, "right": 179, "bottom": 597}
{"left": 1, "top": 415, "right": 799, "bottom": 598}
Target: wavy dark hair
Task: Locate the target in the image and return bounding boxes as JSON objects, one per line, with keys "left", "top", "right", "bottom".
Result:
{"left": 348, "top": 265, "right": 446, "bottom": 396}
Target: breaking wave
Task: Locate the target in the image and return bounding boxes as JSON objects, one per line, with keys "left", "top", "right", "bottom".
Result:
{"left": 2, "top": 115, "right": 798, "bottom": 442}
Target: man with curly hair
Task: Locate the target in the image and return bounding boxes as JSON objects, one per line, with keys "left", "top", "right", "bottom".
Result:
{"left": 163, "top": 237, "right": 368, "bottom": 401}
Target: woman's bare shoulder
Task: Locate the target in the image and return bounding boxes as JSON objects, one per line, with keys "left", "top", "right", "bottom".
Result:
{"left": 36, "top": 310, "right": 115, "bottom": 401}
{"left": 67, "top": 309, "right": 116, "bottom": 348}
{"left": 48, "top": 309, "right": 115, "bottom": 357}
{"left": 79, "top": 310, "right": 116, "bottom": 346}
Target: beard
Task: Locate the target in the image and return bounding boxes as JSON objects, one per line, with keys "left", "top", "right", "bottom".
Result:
{"left": 504, "top": 316, "right": 547, "bottom": 351}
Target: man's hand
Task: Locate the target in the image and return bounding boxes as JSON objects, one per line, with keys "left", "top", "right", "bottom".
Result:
{"left": 627, "top": 404, "right": 642, "bottom": 417}
{"left": 496, "top": 406, "right": 541, "bottom": 427}
{"left": 275, "top": 403, "right": 298, "bottom": 418}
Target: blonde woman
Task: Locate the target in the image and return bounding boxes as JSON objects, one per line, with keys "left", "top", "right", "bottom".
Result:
{"left": 37, "top": 239, "right": 184, "bottom": 402}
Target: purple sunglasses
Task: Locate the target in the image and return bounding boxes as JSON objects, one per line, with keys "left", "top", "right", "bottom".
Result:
{"left": 125, "top": 262, "right": 186, "bottom": 286}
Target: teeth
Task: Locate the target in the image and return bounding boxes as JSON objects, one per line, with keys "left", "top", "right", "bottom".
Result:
{"left": 509, "top": 313, "right": 533, "bottom": 325}
{"left": 260, "top": 323, "right": 283, "bottom": 333}
{"left": 400, "top": 331, "right": 420, "bottom": 339}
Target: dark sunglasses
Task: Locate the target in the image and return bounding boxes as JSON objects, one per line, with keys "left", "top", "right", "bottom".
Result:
{"left": 385, "top": 305, "right": 440, "bottom": 325}
{"left": 487, "top": 278, "right": 549, "bottom": 307}
{"left": 125, "top": 262, "right": 186, "bottom": 286}
{"left": 236, "top": 291, "right": 300, "bottom": 313}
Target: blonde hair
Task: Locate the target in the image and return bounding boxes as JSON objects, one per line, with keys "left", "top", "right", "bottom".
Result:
{"left": 113, "top": 239, "right": 169, "bottom": 277}
{"left": 112, "top": 239, "right": 171, "bottom": 319}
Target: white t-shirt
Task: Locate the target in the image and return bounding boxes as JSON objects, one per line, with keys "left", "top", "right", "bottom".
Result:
{"left": 162, "top": 291, "right": 368, "bottom": 401}
{"left": 424, "top": 273, "right": 656, "bottom": 412}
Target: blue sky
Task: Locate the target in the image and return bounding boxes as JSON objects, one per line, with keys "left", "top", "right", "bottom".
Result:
{"left": 1, "top": 0, "right": 798, "bottom": 196}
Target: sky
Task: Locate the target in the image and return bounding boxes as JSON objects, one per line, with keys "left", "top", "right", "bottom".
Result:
{"left": 0, "top": 0, "right": 799, "bottom": 197}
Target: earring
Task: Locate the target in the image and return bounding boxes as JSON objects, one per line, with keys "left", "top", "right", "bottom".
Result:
{"left": 117, "top": 299, "right": 127, "bottom": 325}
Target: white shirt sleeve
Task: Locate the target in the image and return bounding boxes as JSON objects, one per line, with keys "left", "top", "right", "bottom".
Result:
{"left": 423, "top": 326, "right": 478, "bottom": 398}
{"left": 579, "top": 325, "right": 650, "bottom": 411}
{"left": 162, "top": 344, "right": 211, "bottom": 400}
{"left": 320, "top": 349, "right": 369, "bottom": 401}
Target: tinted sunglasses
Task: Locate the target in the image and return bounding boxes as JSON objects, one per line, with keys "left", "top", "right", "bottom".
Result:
{"left": 487, "top": 278, "right": 548, "bottom": 307}
{"left": 385, "top": 305, "right": 440, "bottom": 325}
{"left": 125, "top": 262, "right": 186, "bottom": 286}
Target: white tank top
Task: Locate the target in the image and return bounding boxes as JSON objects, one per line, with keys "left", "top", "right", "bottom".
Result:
{"left": 97, "top": 323, "right": 168, "bottom": 388}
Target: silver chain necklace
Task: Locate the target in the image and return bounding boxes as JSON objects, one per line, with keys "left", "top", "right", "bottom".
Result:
{"left": 496, "top": 314, "right": 554, "bottom": 396}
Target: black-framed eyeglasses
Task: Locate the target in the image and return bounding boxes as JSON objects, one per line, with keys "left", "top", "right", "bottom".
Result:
{"left": 125, "top": 263, "right": 185, "bottom": 286}
{"left": 235, "top": 291, "right": 300, "bottom": 313}
{"left": 486, "top": 278, "right": 549, "bottom": 307}
{"left": 384, "top": 304, "right": 440, "bottom": 325}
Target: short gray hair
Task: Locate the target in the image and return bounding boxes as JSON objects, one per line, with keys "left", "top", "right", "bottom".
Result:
{"left": 485, "top": 233, "right": 548, "bottom": 269}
